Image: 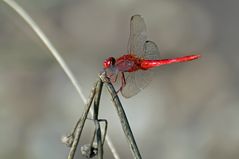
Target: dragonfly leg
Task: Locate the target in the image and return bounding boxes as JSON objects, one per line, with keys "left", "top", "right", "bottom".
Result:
{"left": 116, "top": 72, "right": 126, "bottom": 94}
{"left": 111, "top": 72, "right": 126, "bottom": 99}
{"left": 121, "top": 72, "right": 126, "bottom": 88}
{"left": 111, "top": 73, "right": 118, "bottom": 83}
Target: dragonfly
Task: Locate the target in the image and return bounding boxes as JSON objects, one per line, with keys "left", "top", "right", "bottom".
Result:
{"left": 103, "top": 15, "right": 200, "bottom": 98}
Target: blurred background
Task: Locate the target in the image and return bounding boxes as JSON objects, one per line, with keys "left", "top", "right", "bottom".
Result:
{"left": 1, "top": 0, "right": 239, "bottom": 159}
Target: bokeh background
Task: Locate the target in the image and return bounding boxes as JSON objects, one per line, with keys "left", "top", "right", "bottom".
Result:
{"left": 1, "top": 0, "right": 239, "bottom": 159}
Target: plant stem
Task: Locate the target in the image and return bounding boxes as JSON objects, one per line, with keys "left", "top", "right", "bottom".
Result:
{"left": 93, "top": 79, "right": 104, "bottom": 159}
{"left": 100, "top": 73, "right": 142, "bottom": 159}
{"left": 67, "top": 81, "right": 97, "bottom": 159}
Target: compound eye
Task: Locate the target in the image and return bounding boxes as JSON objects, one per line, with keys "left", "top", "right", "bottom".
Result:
{"left": 110, "top": 57, "right": 116, "bottom": 65}
{"left": 103, "top": 57, "right": 116, "bottom": 69}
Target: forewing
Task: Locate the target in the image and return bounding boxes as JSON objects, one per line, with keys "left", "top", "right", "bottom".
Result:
{"left": 121, "top": 17, "right": 160, "bottom": 98}
{"left": 127, "top": 15, "right": 147, "bottom": 56}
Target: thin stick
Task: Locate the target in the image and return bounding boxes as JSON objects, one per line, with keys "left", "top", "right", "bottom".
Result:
{"left": 95, "top": 120, "right": 103, "bottom": 159}
{"left": 67, "top": 81, "right": 97, "bottom": 159}
{"left": 70, "top": 80, "right": 104, "bottom": 159}
{"left": 98, "top": 119, "right": 108, "bottom": 145}
{"left": 93, "top": 79, "right": 104, "bottom": 159}
{"left": 100, "top": 73, "right": 142, "bottom": 159}
{"left": 2, "top": 1, "right": 120, "bottom": 158}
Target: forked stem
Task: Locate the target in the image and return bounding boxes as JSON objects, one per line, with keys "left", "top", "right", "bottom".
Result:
{"left": 67, "top": 81, "right": 97, "bottom": 159}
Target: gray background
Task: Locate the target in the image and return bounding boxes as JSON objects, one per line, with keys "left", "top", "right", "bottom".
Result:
{"left": 0, "top": 0, "right": 239, "bottom": 159}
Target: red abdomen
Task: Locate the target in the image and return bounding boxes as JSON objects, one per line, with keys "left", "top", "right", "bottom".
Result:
{"left": 140, "top": 55, "right": 200, "bottom": 70}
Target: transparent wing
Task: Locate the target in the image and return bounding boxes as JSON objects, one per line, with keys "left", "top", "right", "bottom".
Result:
{"left": 121, "top": 41, "right": 160, "bottom": 98}
{"left": 127, "top": 15, "right": 147, "bottom": 55}
{"left": 142, "top": 40, "right": 160, "bottom": 59}
{"left": 121, "top": 72, "right": 139, "bottom": 98}
{"left": 121, "top": 70, "right": 152, "bottom": 98}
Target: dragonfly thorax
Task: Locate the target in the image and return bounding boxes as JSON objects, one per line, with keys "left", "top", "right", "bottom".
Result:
{"left": 115, "top": 54, "right": 144, "bottom": 72}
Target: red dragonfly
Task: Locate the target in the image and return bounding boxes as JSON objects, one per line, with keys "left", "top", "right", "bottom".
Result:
{"left": 103, "top": 15, "right": 200, "bottom": 98}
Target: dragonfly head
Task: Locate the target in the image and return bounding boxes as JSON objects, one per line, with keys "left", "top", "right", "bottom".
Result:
{"left": 103, "top": 57, "right": 116, "bottom": 69}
